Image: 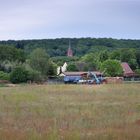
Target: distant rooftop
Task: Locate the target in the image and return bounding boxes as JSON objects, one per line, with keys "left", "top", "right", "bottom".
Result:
{"left": 63, "top": 71, "right": 102, "bottom": 76}
{"left": 121, "top": 62, "right": 135, "bottom": 77}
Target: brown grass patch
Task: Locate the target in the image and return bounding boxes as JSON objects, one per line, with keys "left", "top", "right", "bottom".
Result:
{"left": 0, "top": 84, "right": 140, "bottom": 139}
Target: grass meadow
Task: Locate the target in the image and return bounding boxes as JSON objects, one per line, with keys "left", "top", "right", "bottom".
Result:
{"left": 0, "top": 84, "right": 140, "bottom": 140}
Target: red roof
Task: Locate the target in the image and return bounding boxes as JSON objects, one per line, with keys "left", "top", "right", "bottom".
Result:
{"left": 63, "top": 71, "right": 102, "bottom": 76}
{"left": 121, "top": 62, "right": 135, "bottom": 77}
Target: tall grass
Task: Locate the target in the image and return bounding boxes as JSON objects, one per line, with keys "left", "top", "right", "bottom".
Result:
{"left": 0, "top": 84, "right": 140, "bottom": 139}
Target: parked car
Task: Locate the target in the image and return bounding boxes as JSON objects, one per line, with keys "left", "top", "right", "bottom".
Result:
{"left": 64, "top": 76, "right": 82, "bottom": 84}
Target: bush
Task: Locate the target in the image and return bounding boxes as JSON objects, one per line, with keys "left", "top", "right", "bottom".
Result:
{"left": 0, "top": 71, "right": 10, "bottom": 80}
{"left": 67, "top": 63, "right": 79, "bottom": 71}
{"left": 27, "top": 70, "right": 45, "bottom": 83}
{"left": 29, "top": 48, "right": 50, "bottom": 76}
{"left": 135, "top": 69, "right": 140, "bottom": 75}
{"left": 23, "top": 62, "right": 47, "bottom": 83}
{"left": 10, "top": 66, "right": 29, "bottom": 83}
{"left": 100, "top": 59, "right": 123, "bottom": 77}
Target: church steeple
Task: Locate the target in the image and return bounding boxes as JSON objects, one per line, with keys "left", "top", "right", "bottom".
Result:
{"left": 67, "top": 40, "right": 73, "bottom": 57}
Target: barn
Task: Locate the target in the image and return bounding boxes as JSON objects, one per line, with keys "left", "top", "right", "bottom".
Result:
{"left": 62, "top": 71, "right": 103, "bottom": 84}
{"left": 121, "top": 62, "right": 135, "bottom": 77}
{"left": 121, "top": 62, "right": 140, "bottom": 81}
{"left": 62, "top": 71, "right": 102, "bottom": 77}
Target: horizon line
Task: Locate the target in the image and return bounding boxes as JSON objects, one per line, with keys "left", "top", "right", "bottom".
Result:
{"left": 0, "top": 36, "right": 140, "bottom": 41}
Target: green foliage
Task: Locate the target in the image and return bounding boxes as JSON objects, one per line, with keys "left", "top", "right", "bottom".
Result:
{"left": 51, "top": 56, "right": 79, "bottom": 66}
{"left": 120, "top": 48, "right": 136, "bottom": 62}
{"left": 98, "top": 50, "right": 109, "bottom": 62}
{"left": 29, "top": 48, "right": 50, "bottom": 76}
{"left": 89, "top": 45, "right": 109, "bottom": 53}
{"left": 100, "top": 59, "right": 123, "bottom": 77}
{"left": 81, "top": 53, "right": 99, "bottom": 70}
{"left": 10, "top": 66, "right": 29, "bottom": 83}
{"left": 128, "top": 59, "right": 138, "bottom": 70}
{"left": 110, "top": 50, "right": 121, "bottom": 60}
{"left": 75, "top": 62, "right": 88, "bottom": 71}
{"left": 29, "top": 48, "right": 57, "bottom": 78}
{"left": 0, "top": 38, "right": 140, "bottom": 77}
{"left": 0, "top": 60, "right": 20, "bottom": 73}
{"left": 23, "top": 62, "right": 46, "bottom": 83}
{"left": 27, "top": 69, "right": 44, "bottom": 83}
{"left": 0, "top": 45, "right": 25, "bottom": 62}
{"left": 47, "top": 61, "right": 57, "bottom": 76}
{"left": 1, "top": 38, "right": 140, "bottom": 57}
{"left": 135, "top": 69, "right": 140, "bottom": 75}
{"left": 136, "top": 50, "right": 140, "bottom": 68}
{"left": 0, "top": 71, "right": 10, "bottom": 80}
{"left": 67, "top": 63, "right": 79, "bottom": 71}
{"left": 110, "top": 48, "right": 138, "bottom": 69}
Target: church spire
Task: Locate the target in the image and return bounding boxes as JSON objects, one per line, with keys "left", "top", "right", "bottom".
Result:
{"left": 67, "top": 40, "right": 73, "bottom": 57}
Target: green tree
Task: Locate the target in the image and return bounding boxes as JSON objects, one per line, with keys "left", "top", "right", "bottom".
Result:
{"left": 98, "top": 50, "right": 109, "bottom": 62}
{"left": 75, "top": 62, "right": 88, "bottom": 71}
{"left": 10, "top": 66, "right": 29, "bottom": 83}
{"left": 135, "top": 69, "right": 140, "bottom": 75}
{"left": 120, "top": 48, "right": 135, "bottom": 62}
{"left": 0, "top": 45, "right": 25, "bottom": 62}
{"left": 27, "top": 69, "right": 44, "bottom": 83}
{"left": 0, "top": 71, "right": 10, "bottom": 80}
{"left": 100, "top": 59, "right": 123, "bottom": 77}
{"left": 29, "top": 48, "right": 50, "bottom": 76}
{"left": 81, "top": 53, "right": 99, "bottom": 70}
{"left": 110, "top": 48, "right": 138, "bottom": 70}
{"left": 0, "top": 60, "right": 20, "bottom": 73}
{"left": 23, "top": 62, "right": 45, "bottom": 82}
{"left": 67, "top": 63, "right": 78, "bottom": 71}
{"left": 136, "top": 50, "right": 140, "bottom": 68}
{"left": 120, "top": 49, "right": 138, "bottom": 69}
{"left": 47, "top": 61, "right": 57, "bottom": 76}
{"left": 110, "top": 50, "right": 121, "bottom": 60}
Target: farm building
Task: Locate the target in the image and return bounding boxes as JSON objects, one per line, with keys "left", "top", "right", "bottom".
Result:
{"left": 62, "top": 71, "right": 103, "bottom": 77}
{"left": 121, "top": 62, "right": 140, "bottom": 81}
{"left": 62, "top": 71, "right": 104, "bottom": 84}
{"left": 121, "top": 62, "right": 136, "bottom": 77}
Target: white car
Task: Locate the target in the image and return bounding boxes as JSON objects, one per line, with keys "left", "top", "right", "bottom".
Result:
{"left": 77, "top": 79, "right": 87, "bottom": 84}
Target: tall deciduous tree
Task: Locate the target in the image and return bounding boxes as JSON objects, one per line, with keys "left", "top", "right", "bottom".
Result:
{"left": 98, "top": 50, "right": 109, "bottom": 62}
{"left": 67, "top": 63, "right": 79, "bottom": 71}
{"left": 0, "top": 45, "right": 25, "bottom": 62}
{"left": 29, "top": 48, "right": 50, "bottom": 76}
{"left": 10, "top": 66, "right": 29, "bottom": 83}
{"left": 136, "top": 50, "right": 140, "bottom": 68}
{"left": 81, "top": 53, "right": 99, "bottom": 70}
{"left": 100, "top": 59, "right": 123, "bottom": 77}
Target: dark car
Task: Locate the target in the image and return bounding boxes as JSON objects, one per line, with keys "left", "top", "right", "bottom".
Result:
{"left": 64, "top": 76, "right": 82, "bottom": 84}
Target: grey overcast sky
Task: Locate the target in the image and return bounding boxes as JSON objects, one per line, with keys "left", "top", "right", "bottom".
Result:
{"left": 0, "top": 0, "right": 140, "bottom": 40}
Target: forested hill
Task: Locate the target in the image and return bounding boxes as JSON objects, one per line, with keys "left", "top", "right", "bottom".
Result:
{"left": 0, "top": 38, "right": 140, "bottom": 57}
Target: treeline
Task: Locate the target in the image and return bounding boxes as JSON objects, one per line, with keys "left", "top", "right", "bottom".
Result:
{"left": 0, "top": 46, "right": 56, "bottom": 83}
{"left": 67, "top": 48, "right": 140, "bottom": 76}
{"left": 0, "top": 38, "right": 140, "bottom": 57}
{"left": 0, "top": 38, "right": 140, "bottom": 83}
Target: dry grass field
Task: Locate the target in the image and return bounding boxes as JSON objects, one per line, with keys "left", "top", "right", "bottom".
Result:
{"left": 0, "top": 84, "right": 140, "bottom": 140}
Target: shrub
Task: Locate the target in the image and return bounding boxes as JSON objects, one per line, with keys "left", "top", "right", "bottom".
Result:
{"left": 27, "top": 70, "right": 45, "bottom": 83}
{"left": 29, "top": 48, "right": 50, "bottom": 76}
{"left": 100, "top": 59, "right": 123, "bottom": 77}
{"left": 135, "top": 69, "right": 140, "bottom": 75}
{"left": 0, "top": 71, "right": 10, "bottom": 80}
{"left": 10, "top": 66, "right": 29, "bottom": 83}
{"left": 67, "top": 63, "right": 79, "bottom": 71}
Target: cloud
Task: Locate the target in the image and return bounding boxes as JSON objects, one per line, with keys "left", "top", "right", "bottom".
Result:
{"left": 0, "top": 0, "right": 140, "bottom": 40}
